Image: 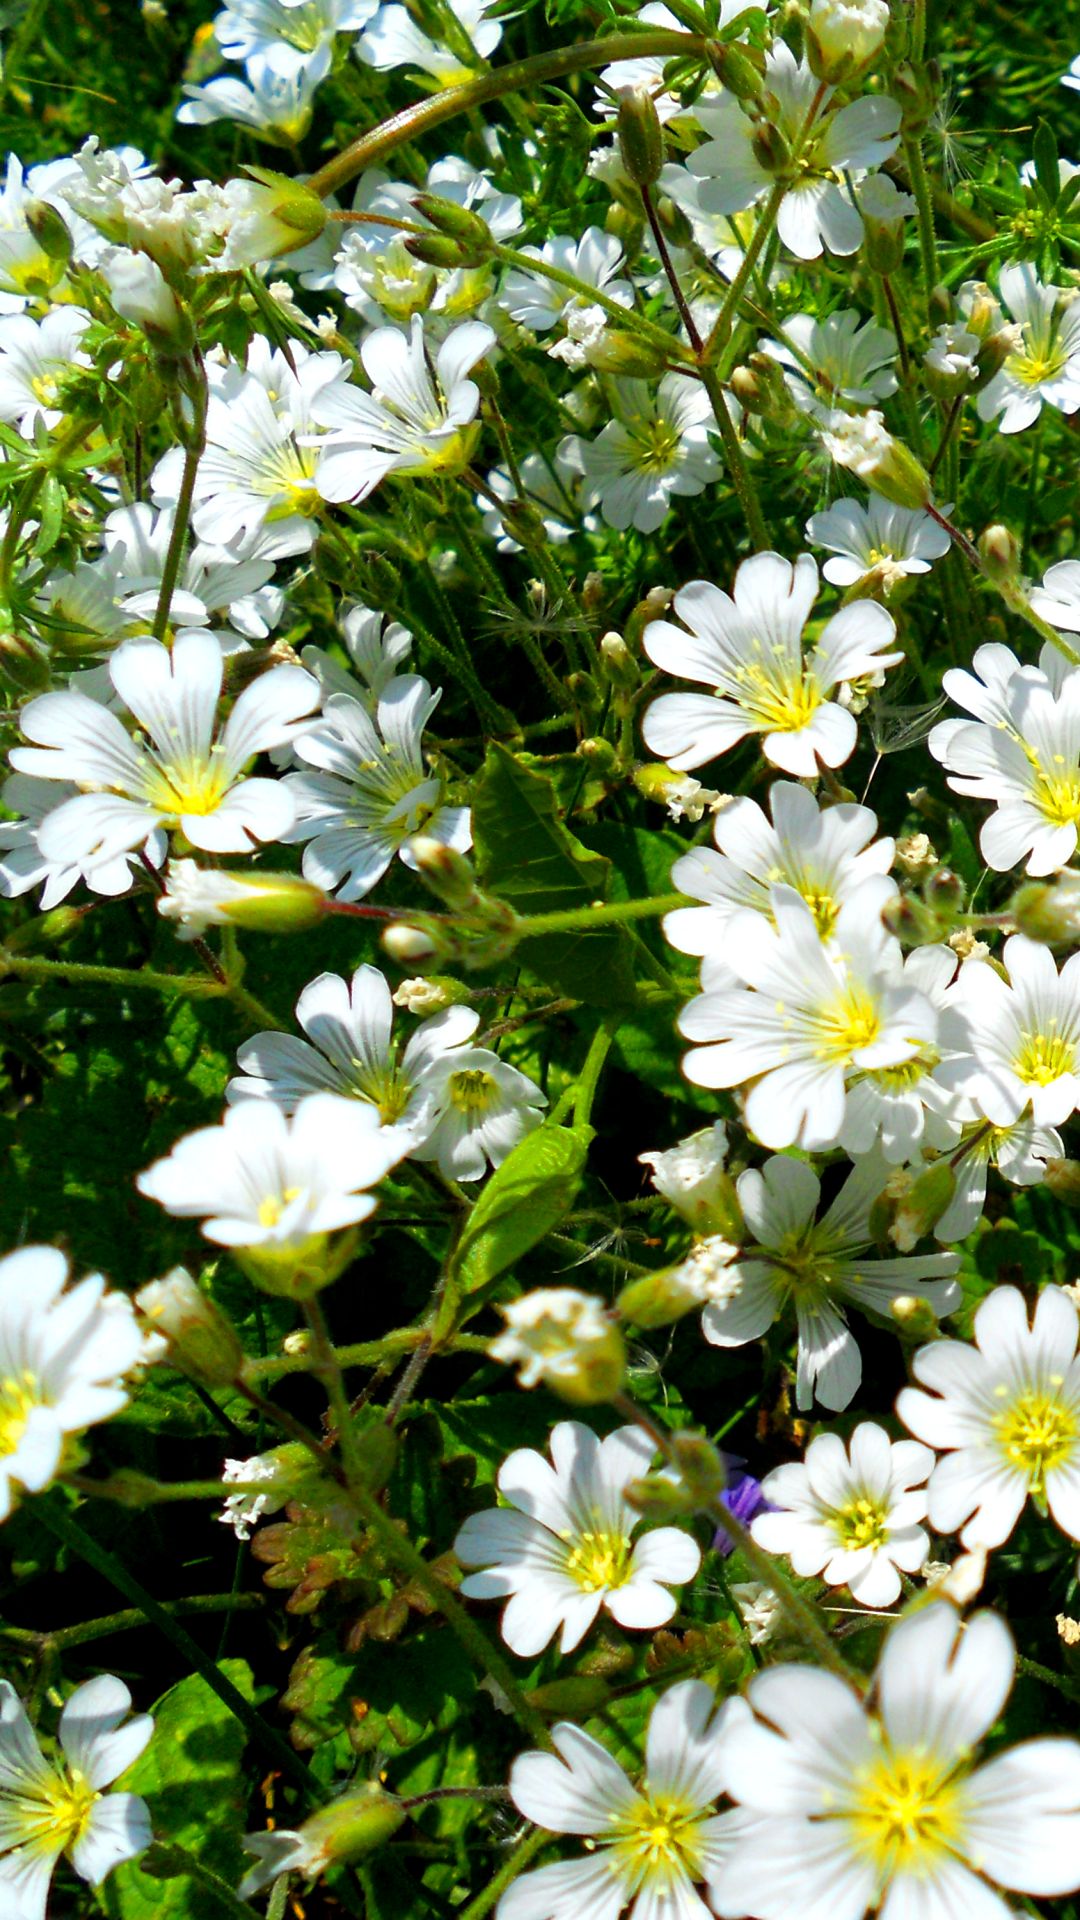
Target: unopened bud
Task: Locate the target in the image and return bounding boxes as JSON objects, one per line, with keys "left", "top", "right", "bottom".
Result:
{"left": 409, "top": 836, "right": 480, "bottom": 910}
{"left": 625, "top": 1471, "right": 695, "bottom": 1521}
{"left": 625, "top": 585, "right": 674, "bottom": 651}
{"left": 1011, "top": 875, "right": 1080, "bottom": 946}
{"left": 617, "top": 84, "right": 665, "bottom": 187}
{"left": 806, "top": 0, "right": 890, "bottom": 83}
{"left": 527, "top": 1676, "right": 611, "bottom": 1717}
{"left": 0, "top": 627, "right": 51, "bottom": 693}
{"left": 656, "top": 194, "right": 694, "bottom": 248}
{"left": 886, "top": 1161, "right": 957, "bottom": 1252}
{"left": 599, "top": 631, "right": 639, "bottom": 689}
{"left": 669, "top": 1431, "right": 727, "bottom": 1503}
{"left": 239, "top": 1786, "right": 406, "bottom": 1901}
{"left": 584, "top": 329, "right": 672, "bottom": 377}
{"left": 25, "top": 198, "right": 73, "bottom": 265}
{"left": 578, "top": 735, "right": 618, "bottom": 772}
{"left": 978, "top": 523, "right": 1020, "bottom": 582}
{"left": 923, "top": 866, "right": 965, "bottom": 913}
{"left": 382, "top": 921, "right": 441, "bottom": 965}
{"left": 618, "top": 1268, "right": 704, "bottom": 1329}
{"left": 404, "top": 230, "right": 477, "bottom": 270}
{"left": 412, "top": 192, "right": 493, "bottom": 251}
{"left": 1044, "top": 1158, "right": 1080, "bottom": 1207}
{"left": 158, "top": 862, "right": 327, "bottom": 938}
{"left": 880, "top": 891, "right": 940, "bottom": 945}
{"left": 706, "top": 40, "right": 765, "bottom": 101}
{"left": 136, "top": 1269, "right": 246, "bottom": 1386}
{"left": 750, "top": 119, "right": 790, "bottom": 175}
{"left": 890, "top": 1293, "right": 941, "bottom": 1340}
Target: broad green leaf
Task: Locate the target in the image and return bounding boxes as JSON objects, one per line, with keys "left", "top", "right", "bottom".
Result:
{"left": 101, "top": 1660, "right": 255, "bottom": 1920}
{"left": 453, "top": 1122, "right": 592, "bottom": 1295}
{"left": 472, "top": 744, "right": 638, "bottom": 1007}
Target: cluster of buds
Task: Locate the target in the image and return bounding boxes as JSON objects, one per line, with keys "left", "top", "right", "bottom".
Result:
{"left": 405, "top": 193, "right": 496, "bottom": 272}
{"left": 881, "top": 863, "right": 967, "bottom": 946}
{"left": 382, "top": 837, "right": 523, "bottom": 972}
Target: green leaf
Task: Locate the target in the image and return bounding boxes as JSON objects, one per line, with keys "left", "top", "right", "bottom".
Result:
{"left": 101, "top": 1660, "right": 255, "bottom": 1920}
{"left": 471, "top": 743, "right": 638, "bottom": 1007}
{"left": 452, "top": 1122, "right": 592, "bottom": 1295}
{"left": 1033, "top": 117, "right": 1061, "bottom": 205}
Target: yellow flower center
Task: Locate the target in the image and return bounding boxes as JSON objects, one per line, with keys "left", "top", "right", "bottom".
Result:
{"left": 812, "top": 984, "right": 883, "bottom": 1062}
{"left": 733, "top": 654, "right": 823, "bottom": 734}
{"left": 1030, "top": 761, "right": 1080, "bottom": 826}
{"left": 0, "top": 1368, "right": 40, "bottom": 1456}
{"left": 1008, "top": 344, "right": 1067, "bottom": 387}
{"left": 9, "top": 1764, "right": 100, "bottom": 1857}
{"left": 448, "top": 1068, "right": 498, "bottom": 1114}
{"left": 848, "top": 1748, "right": 964, "bottom": 1874}
{"left": 1013, "top": 1026, "right": 1075, "bottom": 1086}
{"left": 993, "top": 1387, "right": 1077, "bottom": 1495}
{"left": 257, "top": 1184, "right": 302, "bottom": 1229}
{"left": 30, "top": 370, "right": 60, "bottom": 405}
{"left": 142, "top": 748, "right": 233, "bottom": 818}
{"left": 609, "top": 1793, "right": 707, "bottom": 1883}
{"left": 629, "top": 418, "right": 682, "bottom": 473}
{"left": 563, "top": 1528, "right": 633, "bottom": 1592}
{"left": 834, "top": 1495, "right": 890, "bottom": 1551}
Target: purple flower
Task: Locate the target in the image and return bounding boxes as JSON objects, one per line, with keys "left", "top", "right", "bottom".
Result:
{"left": 713, "top": 1454, "right": 770, "bottom": 1556}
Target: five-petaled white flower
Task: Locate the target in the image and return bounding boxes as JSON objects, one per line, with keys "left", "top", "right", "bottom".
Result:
{"left": 455, "top": 1422, "right": 701, "bottom": 1656}
{"left": 559, "top": 373, "right": 721, "bottom": 534}
{"left": 499, "top": 1680, "right": 745, "bottom": 1920}
{"left": 898, "top": 1283, "right": 1080, "bottom": 1549}
{"left": 977, "top": 262, "right": 1080, "bottom": 433}
{"left": 0, "top": 1675, "right": 152, "bottom": 1919}
{"left": 642, "top": 552, "right": 902, "bottom": 775}
{"left": 936, "top": 933, "right": 1080, "bottom": 1129}
{"left": 807, "top": 496, "right": 952, "bottom": 590}
{"left": 752, "top": 1421, "right": 934, "bottom": 1607}
{"left": 710, "top": 1602, "right": 1080, "bottom": 1920}
{"left": 11, "top": 631, "right": 318, "bottom": 869}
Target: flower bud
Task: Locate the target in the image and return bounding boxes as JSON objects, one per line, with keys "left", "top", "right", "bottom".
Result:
{"left": 409, "top": 836, "right": 480, "bottom": 911}
{"left": 670, "top": 1431, "right": 727, "bottom": 1503}
{"left": 1043, "top": 1158, "right": 1080, "bottom": 1207}
{"left": 885, "top": 1161, "right": 957, "bottom": 1252}
{"left": 25, "top": 197, "right": 74, "bottom": 265}
{"left": 625, "top": 1470, "right": 696, "bottom": 1521}
{"left": 136, "top": 1269, "right": 247, "bottom": 1386}
{"left": 806, "top": 0, "right": 890, "bottom": 83}
{"left": 625, "top": 585, "right": 674, "bottom": 651}
{"left": 158, "top": 862, "right": 328, "bottom": 938}
{"left": 578, "top": 735, "right": 619, "bottom": 772}
{"left": 217, "top": 168, "right": 328, "bottom": 269}
{"left": 412, "top": 192, "right": 493, "bottom": 251}
{"left": 923, "top": 866, "right": 965, "bottom": 914}
{"left": 639, "top": 1123, "right": 741, "bottom": 1235}
{"left": 0, "top": 626, "right": 51, "bottom": 693}
{"left": 617, "top": 85, "right": 665, "bottom": 188}
{"left": 527, "top": 1676, "right": 611, "bottom": 1717}
{"left": 820, "top": 409, "right": 932, "bottom": 510}
{"left": 489, "top": 1288, "right": 626, "bottom": 1404}
{"left": 655, "top": 194, "right": 694, "bottom": 249}
{"left": 706, "top": 40, "right": 765, "bottom": 101}
{"left": 978, "top": 523, "right": 1020, "bottom": 583}
{"left": 889, "top": 1293, "right": 941, "bottom": 1340}
{"left": 892, "top": 57, "right": 942, "bottom": 134}
{"left": 404, "top": 230, "right": 478, "bottom": 270}
{"left": 750, "top": 119, "right": 790, "bottom": 176}
{"left": 599, "top": 631, "right": 639, "bottom": 689}
{"left": 101, "top": 246, "right": 194, "bottom": 355}
{"left": 239, "top": 1786, "right": 406, "bottom": 1900}
{"left": 617, "top": 1268, "right": 705, "bottom": 1329}
{"left": 1011, "top": 875, "right": 1080, "bottom": 946}
{"left": 382, "top": 921, "right": 442, "bottom": 965}
{"left": 583, "top": 329, "right": 672, "bottom": 377}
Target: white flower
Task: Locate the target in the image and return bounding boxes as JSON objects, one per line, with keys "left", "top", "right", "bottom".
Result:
{"left": 178, "top": 47, "right": 326, "bottom": 143}
{"left": 155, "top": 860, "right": 323, "bottom": 938}
{"left": 213, "top": 0, "right": 377, "bottom": 75}
{"left": 311, "top": 315, "right": 494, "bottom": 503}
{"left": 0, "top": 1674, "right": 152, "bottom": 1919}
{"left": 283, "top": 672, "right": 472, "bottom": 901}
{"left": 642, "top": 552, "right": 902, "bottom": 775}
{"left": 11, "top": 631, "right": 317, "bottom": 869}
{"left": 357, "top": 0, "right": 501, "bottom": 83}
{"left": 499, "top": 1679, "right": 744, "bottom": 1920}
{"left": 0, "top": 307, "right": 91, "bottom": 433}
{"left": 977, "top": 262, "right": 1080, "bottom": 433}
{"left": 404, "top": 1046, "right": 547, "bottom": 1181}
{"left": 837, "top": 944, "right": 964, "bottom": 1163}
{"left": 559, "top": 373, "right": 721, "bottom": 534}
{"left": 678, "top": 879, "right": 938, "bottom": 1152}
{"left": 455, "top": 1422, "right": 701, "bottom": 1656}
{"left": 663, "top": 779, "right": 895, "bottom": 982}
{"left": 99, "top": 245, "right": 188, "bottom": 341}
{"left": 326, "top": 158, "right": 517, "bottom": 327}
{"left": 933, "top": 1111, "right": 1064, "bottom": 1242}
{"left": 0, "top": 148, "right": 145, "bottom": 304}
{"left": 477, "top": 452, "right": 580, "bottom": 553}
{"left": 227, "top": 961, "right": 480, "bottom": 1141}
{"left": 929, "top": 645, "right": 1080, "bottom": 875}
{"left": 0, "top": 773, "right": 161, "bottom": 908}
{"left": 136, "top": 1092, "right": 405, "bottom": 1249}
{"left": 730, "top": 1580, "right": 782, "bottom": 1644}
{"left": 711, "top": 1602, "right": 1080, "bottom": 1920}
{"left": 925, "top": 320, "right": 981, "bottom": 388}
{"left": 639, "top": 1122, "right": 731, "bottom": 1230}
{"left": 1032, "top": 557, "right": 1080, "bottom": 634}
{"left": 688, "top": 42, "right": 900, "bottom": 260}
{"left": 497, "top": 227, "right": 631, "bottom": 333}
{"left": 300, "top": 601, "right": 412, "bottom": 705}
{"left": 95, "top": 502, "right": 284, "bottom": 644}
{"left": 752, "top": 1422, "right": 933, "bottom": 1608}
{"left": 761, "top": 309, "right": 898, "bottom": 419}
{"left": 936, "top": 933, "right": 1080, "bottom": 1129}
{"left": 218, "top": 1442, "right": 314, "bottom": 1539}
{"left": 490, "top": 1289, "right": 626, "bottom": 1402}
{"left": 807, "top": 496, "right": 952, "bottom": 589}
{"left": 898, "top": 1284, "right": 1080, "bottom": 1549}
{"left": 0, "top": 1246, "right": 146, "bottom": 1522}
{"left": 698, "top": 1152, "right": 959, "bottom": 1411}
{"left": 152, "top": 336, "right": 345, "bottom": 560}
{"left": 596, "top": 0, "right": 760, "bottom": 124}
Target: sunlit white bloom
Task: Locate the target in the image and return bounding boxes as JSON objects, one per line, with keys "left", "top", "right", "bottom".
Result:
{"left": 807, "top": 495, "right": 951, "bottom": 589}
{"left": 152, "top": 336, "right": 345, "bottom": 560}
{"left": 500, "top": 1680, "right": 744, "bottom": 1920}
{"left": 977, "top": 262, "right": 1080, "bottom": 433}
{"left": 731, "top": 1580, "right": 781, "bottom": 1644}
{"left": 559, "top": 372, "right": 720, "bottom": 534}
{"left": 284, "top": 672, "right": 471, "bottom": 900}
{"left": 899, "top": 1285, "right": 1080, "bottom": 1550}
{"left": 311, "top": 315, "right": 494, "bottom": 503}
{"left": 838, "top": 944, "right": 964, "bottom": 1163}
{"left": 357, "top": 0, "right": 501, "bottom": 83}
{"left": 0, "top": 147, "right": 144, "bottom": 304}
{"left": 664, "top": 780, "right": 895, "bottom": 984}
{"left": 639, "top": 1121, "right": 731, "bottom": 1230}
{"left": 0, "top": 773, "right": 162, "bottom": 907}
{"left": 642, "top": 552, "right": 902, "bottom": 775}
{"left": 689, "top": 42, "right": 901, "bottom": 260}
{"left": 711, "top": 1602, "right": 1080, "bottom": 1920}
{"left": 227, "top": 960, "right": 481, "bottom": 1147}
{"left": 178, "top": 47, "right": 326, "bottom": 144}
{"left": 490, "top": 1289, "right": 626, "bottom": 1401}
{"left": 300, "top": 600, "right": 412, "bottom": 705}
{"left": 12, "top": 631, "right": 317, "bottom": 868}
{"left": 0, "top": 1246, "right": 146, "bottom": 1523}
{"left": 925, "top": 320, "right": 981, "bottom": 389}
{"left": 933, "top": 1111, "right": 1064, "bottom": 1242}
{"left": 218, "top": 1442, "right": 315, "bottom": 1539}
{"left": 752, "top": 1422, "right": 932, "bottom": 1608}
{"left": 213, "top": 0, "right": 377, "bottom": 75}
{"left": 408, "top": 1044, "right": 547, "bottom": 1181}
{"left": 678, "top": 880, "right": 936, "bottom": 1151}
{"left": 0, "top": 1674, "right": 152, "bottom": 1919}
{"left": 137, "top": 1092, "right": 405, "bottom": 1249}
{"left": 596, "top": 0, "right": 761, "bottom": 123}
{"left": 99, "top": 245, "right": 188, "bottom": 341}
{"left": 761, "top": 309, "right": 898, "bottom": 419}
{"left": 936, "top": 933, "right": 1080, "bottom": 1128}
{"left": 93, "top": 503, "right": 284, "bottom": 644}
{"left": 455, "top": 1422, "right": 700, "bottom": 1656}
{"left": 155, "top": 860, "right": 323, "bottom": 938}
{"left": 929, "top": 644, "right": 1080, "bottom": 875}
{"left": 698, "top": 1152, "right": 959, "bottom": 1411}
{"left": 497, "top": 227, "right": 631, "bottom": 337}
{"left": 0, "top": 307, "right": 91, "bottom": 433}
{"left": 1031, "top": 557, "right": 1080, "bottom": 634}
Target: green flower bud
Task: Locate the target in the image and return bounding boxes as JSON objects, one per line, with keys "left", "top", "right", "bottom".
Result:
{"left": 750, "top": 119, "right": 790, "bottom": 176}
{"left": 618, "top": 1268, "right": 703, "bottom": 1329}
{"left": 617, "top": 85, "right": 665, "bottom": 188}
{"left": 1043, "top": 1158, "right": 1080, "bottom": 1208}
{"left": 404, "top": 231, "right": 476, "bottom": 270}
{"left": 670, "top": 1431, "right": 727, "bottom": 1503}
{"left": 158, "top": 862, "right": 328, "bottom": 938}
{"left": 240, "top": 1785, "right": 406, "bottom": 1900}
{"left": 890, "top": 1293, "right": 941, "bottom": 1340}
{"left": 1011, "top": 874, "right": 1080, "bottom": 946}
{"left": 237, "top": 166, "right": 329, "bottom": 257}
{"left": 236, "top": 1227, "right": 362, "bottom": 1301}
{"left": 978, "top": 523, "right": 1020, "bottom": 583}
{"left": 24, "top": 198, "right": 74, "bottom": 265}
{"left": 410, "top": 836, "right": 481, "bottom": 910}
{"left": 583, "top": 329, "right": 673, "bottom": 377}
{"left": 706, "top": 40, "right": 765, "bottom": 102}
{"left": 136, "top": 1269, "right": 247, "bottom": 1386}
{"left": 412, "top": 192, "right": 494, "bottom": 251}
{"left": 527, "top": 1676, "right": 612, "bottom": 1717}
{"left": 599, "top": 631, "right": 640, "bottom": 689}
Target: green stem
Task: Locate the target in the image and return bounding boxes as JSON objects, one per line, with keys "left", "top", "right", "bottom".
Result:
{"left": 247, "top": 1329, "right": 486, "bottom": 1381}
{"left": 491, "top": 239, "right": 686, "bottom": 362}
{"left": 1016, "top": 1654, "right": 1080, "bottom": 1704}
{"left": 350, "top": 1482, "right": 553, "bottom": 1749}
{"left": 572, "top": 1021, "right": 617, "bottom": 1130}
{"left": 457, "top": 1827, "right": 551, "bottom": 1920}
{"left": 902, "top": 132, "right": 939, "bottom": 299}
{"left": 925, "top": 507, "right": 1080, "bottom": 667}
{"left": 0, "top": 949, "right": 222, "bottom": 998}
{"left": 301, "top": 1293, "right": 369, "bottom": 1489}
{"left": 698, "top": 364, "right": 769, "bottom": 548}
{"left": 306, "top": 33, "right": 706, "bottom": 199}
{"left": 1, "top": 1593, "right": 264, "bottom": 1652}
{"left": 518, "top": 892, "right": 689, "bottom": 938}
{"left": 153, "top": 363, "right": 208, "bottom": 644}
{"left": 35, "top": 1500, "right": 317, "bottom": 1800}
{"left": 701, "top": 179, "right": 787, "bottom": 364}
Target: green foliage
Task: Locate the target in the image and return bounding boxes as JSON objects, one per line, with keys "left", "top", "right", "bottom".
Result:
{"left": 452, "top": 1120, "right": 593, "bottom": 1296}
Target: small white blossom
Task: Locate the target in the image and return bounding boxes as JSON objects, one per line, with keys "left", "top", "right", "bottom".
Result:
{"left": 357, "top": 0, "right": 501, "bottom": 85}
{"left": 752, "top": 1421, "right": 933, "bottom": 1608}
{"left": 806, "top": 495, "right": 951, "bottom": 589}
{"left": 559, "top": 373, "right": 721, "bottom": 534}
{"left": 977, "top": 262, "right": 1080, "bottom": 433}
{"left": 936, "top": 933, "right": 1080, "bottom": 1129}
{"left": 490, "top": 1289, "right": 625, "bottom": 1402}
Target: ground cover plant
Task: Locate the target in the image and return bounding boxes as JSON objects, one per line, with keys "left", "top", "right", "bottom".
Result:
{"left": 6, "top": 0, "right": 1080, "bottom": 1915}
